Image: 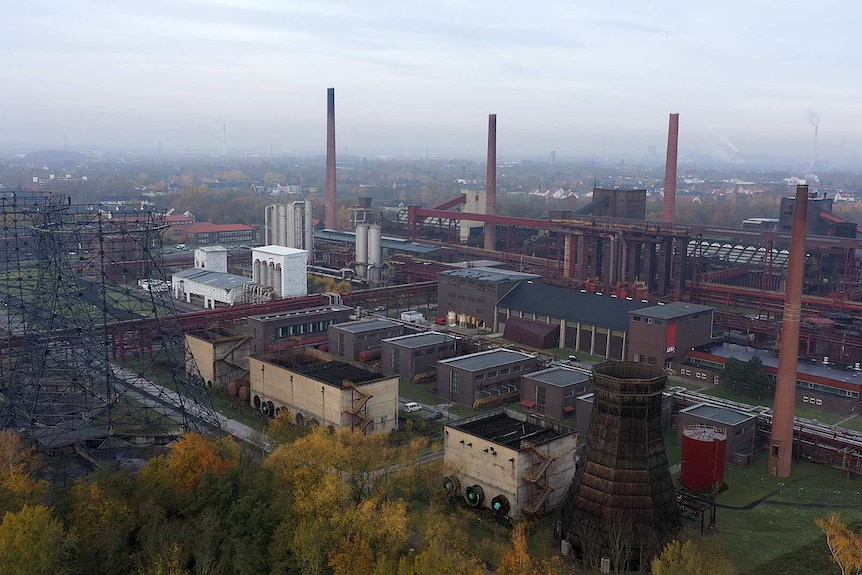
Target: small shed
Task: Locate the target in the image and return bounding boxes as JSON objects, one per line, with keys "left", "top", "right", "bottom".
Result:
{"left": 503, "top": 317, "right": 560, "bottom": 349}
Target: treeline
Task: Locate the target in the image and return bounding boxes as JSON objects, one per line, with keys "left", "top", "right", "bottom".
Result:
{"left": 0, "top": 421, "right": 570, "bottom": 575}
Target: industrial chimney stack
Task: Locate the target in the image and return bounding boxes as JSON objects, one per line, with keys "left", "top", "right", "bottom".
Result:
{"left": 484, "top": 114, "right": 497, "bottom": 251}
{"left": 325, "top": 87, "right": 337, "bottom": 230}
{"left": 662, "top": 113, "right": 679, "bottom": 223}
{"left": 769, "top": 184, "right": 808, "bottom": 477}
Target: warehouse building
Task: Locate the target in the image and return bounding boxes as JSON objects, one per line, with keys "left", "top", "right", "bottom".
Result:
{"left": 438, "top": 267, "right": 541, "bottom": 331}
{"left": 443, "top": 409, "right": 577, "bottom": 520}
{"left": 626, "top": 302, "right": 715, "bottom": 369}
{"left": 520, "top": 366, "right": 592, "bottom": 421}
{"left": 247, "top": 304, "right": 353, "bottom": 354}
{"left": 437, "top": 349, "right": 539, "bottom": 408}
{"left": 380, "top": 331, "right": 460, "bottom": 382}
{"left": 248, "top": 347, "right": 398, "bottom": 433}
{"left": 495, "top": 282, "right": 655, "bottom": 359}
{"left": 677, "top": 403, "right": 757, "bottom": 465}
{"left": 328, "top": 319, "right": 406, "bottom": 362}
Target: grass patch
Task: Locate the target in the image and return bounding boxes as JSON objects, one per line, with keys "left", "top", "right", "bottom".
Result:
{"left": 837, "top": 414, "right": 862, "bottom": 432}
{"left": 667, "top": 377, "right": 706, "bottom": 391}
{"left": 686, "top": 456, "right": 862, "bottom": 574}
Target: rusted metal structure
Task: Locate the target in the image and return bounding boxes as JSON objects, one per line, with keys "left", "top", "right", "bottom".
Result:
{"left": 560, "top": 361, "right": 680, "bottom": 571}
{"left": 769, "top": 184, "right": 808, "bottom": 477}
{"left": 325, "top": 87, "right": 337, "bottom": 230}
{"left": 663, "top": 113, "right": 679, "bottom": 223}
{"left": 484, "top": 113, "right": 497, "bottom": 251}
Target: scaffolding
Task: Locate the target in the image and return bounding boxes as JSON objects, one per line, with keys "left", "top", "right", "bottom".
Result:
{"left": 0, "top": 191, "right": 219, "bottom": 456}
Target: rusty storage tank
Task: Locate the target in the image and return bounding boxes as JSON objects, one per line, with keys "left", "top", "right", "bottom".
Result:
{"left": 680, "top": 424, "right": 727, "bottom": 492}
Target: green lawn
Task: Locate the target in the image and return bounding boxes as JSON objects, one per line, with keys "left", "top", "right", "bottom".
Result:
{"left": 837, "top": 414, "right": 862, "bottom": 432}
{"left": 687, "top": 456, "right": 862, "bottom": 574}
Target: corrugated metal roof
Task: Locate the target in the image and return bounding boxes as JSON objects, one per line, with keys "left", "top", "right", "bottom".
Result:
{"left": 439, "top": 348, "right": 533, "bottom": 371}
{"left": 172, "top": 268, "right": 251, "bottom": 290}
{"left": 497, "top": 283, "right": 654, "bottom": 331}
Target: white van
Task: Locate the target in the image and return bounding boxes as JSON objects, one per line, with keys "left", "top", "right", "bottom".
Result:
{"left": 403, "top": 402, "right": 422, "bottom": 413}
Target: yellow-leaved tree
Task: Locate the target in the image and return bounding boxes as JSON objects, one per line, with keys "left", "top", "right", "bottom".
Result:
{"left": 0, "top": 430, "right": 48, "bottom": 513}
{"left": 652, "top": 539, "right": 737, "bottom": 575}
{"left": 817, "top": 514, "right": 862, "bottom": 575}
{"left": 0, "top": 504, "right": 76, "bottom": 575}
{"left": 496, "top": 522, "right": 575, "bottom": 575}
{"left": 140, "top": 432, "right": 240, "bottom": 494}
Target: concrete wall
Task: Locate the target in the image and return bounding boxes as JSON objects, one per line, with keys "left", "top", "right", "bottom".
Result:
{"left": 444, "top": 422, "right": 577, "bottom": 519}
{"left": 185, "top": 332, "right": 250, "bottom": 388}
{"left": 328, "top": 323, "right": 405, "bottom": 361}
{"left": 172, "top": 276, "right": 247, "bottom": 309}
{"left": 248, "top": 356, "right": 398, "bottom": 433}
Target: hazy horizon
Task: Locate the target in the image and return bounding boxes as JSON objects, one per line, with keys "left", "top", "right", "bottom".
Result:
{"left": 3, "top": 1, "right": 861, "bottom": 165}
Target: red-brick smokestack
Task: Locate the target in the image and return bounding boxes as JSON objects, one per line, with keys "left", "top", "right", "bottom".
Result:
{"left": 325, "top": 87, "right": 337, "bottom": 230}
{"left": 484, "top": 113, "right": 497, "bottom": 251}
{"left": 769, "top": 184, "right": 808, "bottom": 478}
{"left": 662, "top": 113, "right": 679, "bottom": 223}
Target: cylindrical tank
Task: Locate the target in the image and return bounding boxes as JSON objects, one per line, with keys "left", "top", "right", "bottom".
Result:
{"left": 356, "top": 224, "right": 369, "bottom": 278}
{"left": 368, "top": 224, "right": 382, "bottom": 266}
{"left": 680, "top": 424, "right": 727, "bottom": 492}
{"left": 238, "top": 386, "right": 250, "bottom": 402}
{"left": 304, "top": 199, "right": 314, "bottom": 253}
{"left": 358, "top": 348, "right": 381, "bottom": 362}
{"left": 227, "top": 381, "right": 239, "bottom": 396}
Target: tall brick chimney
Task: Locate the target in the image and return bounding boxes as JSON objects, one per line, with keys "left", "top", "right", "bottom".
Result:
{"left": 769, "top": 184, "right": 808, "bottom": 477}
{"left": 484, "top": 114, "right": 497, "bottom": 251}
{"left": 662, "top": 113, "right": 679, "bottom": 223}
{"left": 325, "top": 87, "right": 337, "bottom": 230}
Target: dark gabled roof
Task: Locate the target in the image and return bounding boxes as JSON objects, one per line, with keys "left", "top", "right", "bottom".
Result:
{"left": 633, "top": 302, "right": 713, "bottom": 320}
{"left": 496, "top": 283, "right": 655, "bottom": 331}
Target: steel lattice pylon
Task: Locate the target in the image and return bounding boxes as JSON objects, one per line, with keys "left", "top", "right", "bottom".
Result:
{"left": 0, "top": 191, "right": 219, "bottom": 453}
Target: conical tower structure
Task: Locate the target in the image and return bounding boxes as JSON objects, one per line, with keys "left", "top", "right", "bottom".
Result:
{"left": 0, "top": 194, "right": 218, "bottom": 455}
{"left": 560, "top": 361, "right": 680, "bottom": 571}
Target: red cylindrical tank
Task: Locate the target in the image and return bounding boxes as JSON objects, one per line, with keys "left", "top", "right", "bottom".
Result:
{"left": 238, "top": 386, "right": 250, "bottom": 402}
{"left": 680, "top": 425, "right": 727, "bottom": 492}
{"left": 227, "top": 381, "right": 239, "bottom": 396}
{"left": 358, "top": 348, "right": 381, "bottom": 362}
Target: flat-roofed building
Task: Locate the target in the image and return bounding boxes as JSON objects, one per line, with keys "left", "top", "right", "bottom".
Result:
{"left": 328, "top": 319, "right": 406, "bottom": 362}
{"left": 444, "top": 409, "right": 577, "bottom": 520}
{"left": 627, "top": 302, "right": 714, "bottom": 369}
{"left": 438, "top": 267, "right": 541, "bottom": 331}
{"left": 247, "top": 304, "right": 353, "bottom": 354}
{"left": 172, "top": 268, "right": 253, "bottom": 309}
{"left": 248, "top": 347, "right": 398, "bottom": 433}
{"left": 520, "top": 366, "right": 591, "bottom": 420}
{"left": 185, "top": 326, "right": 252, "bottom": 388}
{"left": 380, "top": 331, "right": 460, "bottom": 382}
{"left": 437, "top": 349, "right": 539, "bottom": 408}
{"left": 677, "top": 403, "right": 757, "bottom": 464}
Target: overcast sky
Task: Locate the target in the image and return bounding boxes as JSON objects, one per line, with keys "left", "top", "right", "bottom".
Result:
{"left": 2, "top": 1, "right": 861, "bottom": 163}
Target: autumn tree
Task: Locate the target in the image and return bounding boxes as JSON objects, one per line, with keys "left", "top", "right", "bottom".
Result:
{"left": 817, "top": 514, "right": 862, "bottom": 575}
{"left": 0, "top": 430, "right": 47, "bottom": 513}
{"left": 68, "top": 479, "right": 137, "bottom": 575}
{"left": 0, "top": 504, "right": 77, "bottom": 575}
{"left": 140, "top": 432, "right": 240, "bottom": 495}
{"left": 496, "top": 522, "right": 574, "bottom": 575}
{"left": 652, "top": 539, "right": 737, "bottom": 575}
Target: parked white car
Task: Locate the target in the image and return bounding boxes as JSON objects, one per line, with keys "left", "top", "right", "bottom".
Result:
{"left": 402, "top": 402, "right": 422, "bottom": 413}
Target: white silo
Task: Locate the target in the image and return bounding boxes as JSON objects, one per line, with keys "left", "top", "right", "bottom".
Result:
{"left": 368, "top": 224, "right": 382, "bottom": 266}
{"left": 355, "top": 223, "right": 369, "bottom": 278}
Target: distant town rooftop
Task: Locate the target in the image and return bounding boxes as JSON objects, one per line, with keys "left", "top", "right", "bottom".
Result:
{"left": 439, "top": 348, "right": 533, "bottom": 371}
{"left": 451, "top": 410, "right": 567, "bottom": 449}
